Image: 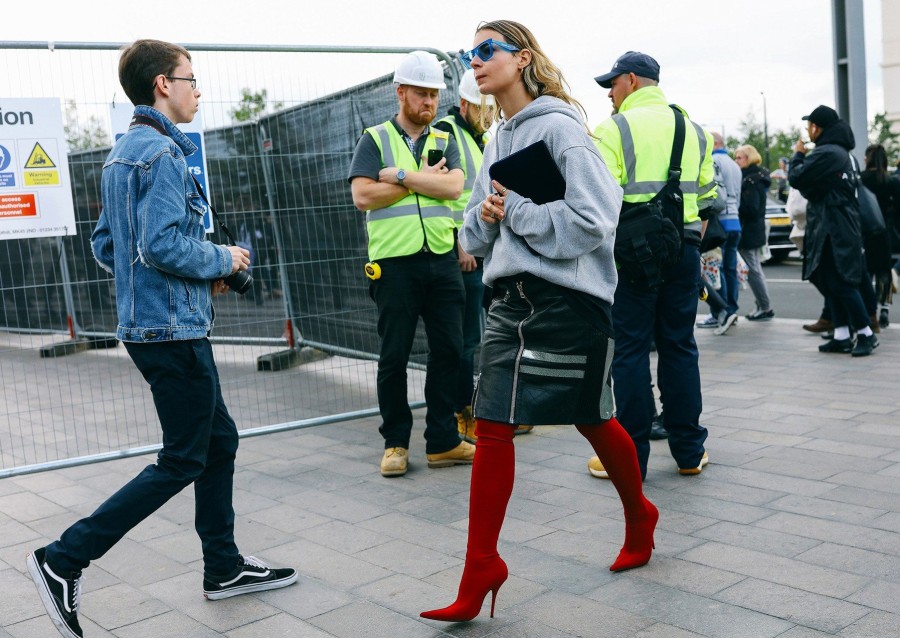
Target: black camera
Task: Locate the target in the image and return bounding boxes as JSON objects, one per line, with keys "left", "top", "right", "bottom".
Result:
{"left": 224, "top": 268, "right": 253, "bottom": 295}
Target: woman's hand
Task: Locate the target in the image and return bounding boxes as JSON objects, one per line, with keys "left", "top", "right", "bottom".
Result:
{"left": 481, "top": 179, "right": 509, "bottom": 224}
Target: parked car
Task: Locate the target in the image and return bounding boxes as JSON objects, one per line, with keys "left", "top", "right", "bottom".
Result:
{"left": 765, "top": 198, "right": 794, "bottom": 263}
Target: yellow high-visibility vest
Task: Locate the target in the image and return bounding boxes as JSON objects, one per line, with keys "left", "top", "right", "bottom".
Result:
{"left": 594, "top": 86, "right": 716, "bottom": 232}
{"left": 437, "top": 115, "right": 485, "bottom": 226}
{"left": 364, "top": 122, "right": 455, "bottom": 260}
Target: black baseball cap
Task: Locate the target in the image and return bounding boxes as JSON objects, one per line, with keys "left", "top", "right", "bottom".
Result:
{"left": 594, "top": 51, "right": 660, "bottom": 88}
{"left": 802, "top": 105, "right": 840, "bottom": 128}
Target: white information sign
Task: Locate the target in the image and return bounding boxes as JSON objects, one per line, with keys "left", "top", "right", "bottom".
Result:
{"left": 109, "top": 104, "right": 214, "bottom": 232}
{"left": 0, "top": 98, "right": 77, "bottom": 239}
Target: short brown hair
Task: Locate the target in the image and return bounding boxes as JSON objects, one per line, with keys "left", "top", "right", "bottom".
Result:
{"left": 118, "top": 39, "right": 190, "bottom": 106}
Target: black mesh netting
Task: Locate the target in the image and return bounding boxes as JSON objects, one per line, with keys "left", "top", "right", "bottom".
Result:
{"left": 0, "top": 69, "right": 458, "bottom": 365}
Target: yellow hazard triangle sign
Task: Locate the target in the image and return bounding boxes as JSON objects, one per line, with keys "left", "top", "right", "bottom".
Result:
{"left": 24, "top": 142, "right": 56, "bottom": 169}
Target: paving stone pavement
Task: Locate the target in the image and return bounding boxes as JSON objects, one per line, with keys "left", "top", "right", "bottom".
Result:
{"left": 1, "top": 318, "right": 898, "bottom": 637}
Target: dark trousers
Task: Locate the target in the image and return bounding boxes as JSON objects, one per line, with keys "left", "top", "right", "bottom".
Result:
{"left": 612, "top": 241, "right": 708, "bottom": 478}
{"left": 45, "top": 339, "right": 240, "bottom": 579}
{"left": 455, "top": 267, "right": 486, "bottom": 411}
{"left": 812, "top": 242, "right": 870, "bottom": 331}
{"left": 370, "top": 252, "right": 464, "bottom": 454}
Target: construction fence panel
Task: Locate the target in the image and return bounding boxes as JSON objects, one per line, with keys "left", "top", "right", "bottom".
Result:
{"left": 0, "top": 43, "right": 461, "bottom": 475}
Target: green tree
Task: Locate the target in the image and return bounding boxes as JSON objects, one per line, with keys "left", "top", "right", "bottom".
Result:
{"left": 868, "top": 112, "right": 900, "bottom": 162}
{"left": 725, "top": 111, "right": 799, "bottom": 171}
{"left": 229, "top": 88, "right": 283, "bottom": 122}
{"left": 64, "top": 100, "right": 111, "bottom": 151}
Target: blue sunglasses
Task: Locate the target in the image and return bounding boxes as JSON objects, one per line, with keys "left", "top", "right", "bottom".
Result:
{"left": 459, "top": 38, "right": 521, "bottom": 69}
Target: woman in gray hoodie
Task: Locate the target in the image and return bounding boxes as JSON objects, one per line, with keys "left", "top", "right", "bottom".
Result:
{"left": 420, "top": 20, "right": 658, "bottom": 624}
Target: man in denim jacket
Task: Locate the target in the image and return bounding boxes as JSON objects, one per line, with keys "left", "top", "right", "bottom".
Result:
{"left": 26, "top": 40, "right": 296, "bottom": 638}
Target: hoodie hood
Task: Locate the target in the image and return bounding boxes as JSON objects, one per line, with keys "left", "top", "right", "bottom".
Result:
{"left": 815, "top": 120, "right": 855, "bottom": 151}
{"left": 492, "top": 96, "right": 586, "bottom": 158}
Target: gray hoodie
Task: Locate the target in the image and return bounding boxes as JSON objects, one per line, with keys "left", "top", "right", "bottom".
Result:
{"left": 459, "top": 96, "right": 622, "bottom": 304}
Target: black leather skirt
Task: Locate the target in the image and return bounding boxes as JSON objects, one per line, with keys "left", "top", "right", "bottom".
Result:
{"left": 473, "top": 274, "right": 615, "bottom": 426}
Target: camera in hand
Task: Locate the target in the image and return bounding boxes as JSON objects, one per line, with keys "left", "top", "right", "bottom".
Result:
{"left": 224, "top": 268, "right": 253, "bottom": 295}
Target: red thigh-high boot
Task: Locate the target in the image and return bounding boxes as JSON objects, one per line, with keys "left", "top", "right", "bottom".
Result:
{"left": 420, "top": 419, "right": 514, "bottom": 621}
{"left": 576, "top": 418, "right": 659, "bottom": 572}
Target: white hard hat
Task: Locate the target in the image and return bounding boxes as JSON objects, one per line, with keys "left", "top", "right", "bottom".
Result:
{"left": 393, "top": 51, "right": 446, "bottom": 89}
{"left": 458, "top": 69, "right": 494, "bottom": 106}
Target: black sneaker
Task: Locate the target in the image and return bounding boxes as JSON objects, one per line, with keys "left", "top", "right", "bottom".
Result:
{"left": 851, "top": 334, "right": 879, "bottom": 357}
{"left": 649, "top": 412, "right": 669, "bottom": 440}
{"left": 26, "top": 547, "right": 84, "bottom": 638}
{"left": 819, "top": 337, "right": 854, "bottom": 353}
{"left": 203, "top": 555, "right": 297, "bottom": 600}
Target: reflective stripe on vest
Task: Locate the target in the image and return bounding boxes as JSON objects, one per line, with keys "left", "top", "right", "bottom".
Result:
{"left": 364, "top": 122, "right": 456, "bottom": 260}
{"left": 610, "top": 113, "right": 709, "bottom": 219}
{"left": 437, "top": 116, "right": 482, "bottom": 224}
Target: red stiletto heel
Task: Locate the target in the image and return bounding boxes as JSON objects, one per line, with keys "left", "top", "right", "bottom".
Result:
{"left": 420, "top": 556, "right": 508, "bottom": 622}
{"left": 609, "top": 500, "right": 659, "bottom": 572}
{"left": 420, "top": 420, "right": 515, "bottom": 623}
{"left": 576, "top": 419, "right": 659, "bottom": 573}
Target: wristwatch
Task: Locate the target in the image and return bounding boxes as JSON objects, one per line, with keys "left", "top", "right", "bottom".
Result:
{"left": 396, "top": 169, "right": 406, "bottom": 185}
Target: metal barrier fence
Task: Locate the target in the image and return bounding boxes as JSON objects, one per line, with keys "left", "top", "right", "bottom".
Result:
{"left": 0, "top": 42, "right": 462, "bottom": 476}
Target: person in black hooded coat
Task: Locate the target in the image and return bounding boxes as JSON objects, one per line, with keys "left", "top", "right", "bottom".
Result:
{"left": 788, "top": 105, "right": 878, "bottom": 356}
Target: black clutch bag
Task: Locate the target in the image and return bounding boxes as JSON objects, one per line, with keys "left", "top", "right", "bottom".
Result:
{"left": 488, "top": 141, "right": 565, "bottom": 204}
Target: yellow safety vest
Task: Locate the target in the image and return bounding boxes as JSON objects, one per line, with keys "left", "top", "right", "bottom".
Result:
{"left": 593, "top": 86, "right": 716, "bottom": 231}
{"left": 364, "top": 122, "right": 455, "bottom": 260}
{"left": 437, "top": 115, "right": 485, "bottom": 226}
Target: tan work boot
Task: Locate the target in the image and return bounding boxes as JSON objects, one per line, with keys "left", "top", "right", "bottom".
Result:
{"left": 426, "top": 441, "right": 475, "bottom": 468}
{"left": 514, "top": 425, "right": 534, "bottom": 435}
{"left": 456, "top": 406, "right": 477, "bottom": 443}
{"left": 587, "top": 455, "right": 609, "bottom": 479}
{"left": 380, "top": 447, "right": 408, "bottom": 477}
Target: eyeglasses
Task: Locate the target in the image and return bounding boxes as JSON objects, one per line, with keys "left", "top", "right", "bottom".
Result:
{"left": 459, "top": 38, "right": 520, "bottom": 69}
{"left": 166, "top": 76, "right": 197, "bottom": 89}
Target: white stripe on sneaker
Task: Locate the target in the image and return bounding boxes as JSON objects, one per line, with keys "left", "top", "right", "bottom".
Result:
{"left": 219, "top": 567, "right": 270, "bottom": 587}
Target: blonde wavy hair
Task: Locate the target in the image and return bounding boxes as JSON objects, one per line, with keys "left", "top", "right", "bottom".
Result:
{"left": 735, "top": 144, "right": 762, "bottom": 166}
{"left": 474, "top": 20, "right": 588, "bottom": 125}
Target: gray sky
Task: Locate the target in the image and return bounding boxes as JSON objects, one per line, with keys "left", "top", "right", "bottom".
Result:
{"left": 1, "top": 0, "right": 885, "bottom": 140}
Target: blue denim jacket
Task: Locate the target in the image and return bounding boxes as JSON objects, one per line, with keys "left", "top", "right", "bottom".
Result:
{"left": 91, "top": 106, "right": 231, "bottom": 342}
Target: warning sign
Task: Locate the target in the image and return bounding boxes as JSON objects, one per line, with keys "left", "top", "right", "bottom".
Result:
{"left": 24, "top": 170, "right": 60, "bottom": 186}
{"left": 24, "top": 142, "right": 56, "bottom": 169}
{"left": 0, "top": 98, "right": 76, "bottom": 239}
{"left": 0, "top": 193, "right": 38, "bottom": 218}
{"left": 22, "top": 139, "right": 61, "bottom": 186}
{"left": 0, "top": 143, "right": 15, "bottom": 188}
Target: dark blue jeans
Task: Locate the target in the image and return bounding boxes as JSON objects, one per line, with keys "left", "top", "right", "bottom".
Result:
{"left": 612, "top": 241, "right": 708, "bottom": 478}
{"left": 721, "top": 230, "right": 741, "bottom": 315}
{"left": 455, "top": 266, "right": 486, "bottom": 411}
{"left": 370, "top": 251, "right": 464, "bottom": 454}
{"left": 45, "top": 339, "right": 240, "bottom": 579}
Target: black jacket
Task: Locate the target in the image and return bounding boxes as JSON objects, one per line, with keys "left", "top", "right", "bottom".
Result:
{"left": 860, "top": 170, "right": 900, "bottom": 254}
{"left": 738, "top": 164, "right": 771, "bottom": 250}
{"left": 788, "top": 121, "right": 862, "bottom": 285}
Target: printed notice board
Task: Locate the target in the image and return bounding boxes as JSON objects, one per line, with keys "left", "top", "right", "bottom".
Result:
{"left": 110, "top": 104, "right": 214, "bottom": 232}
{"left": 0, "top": 98, "right": 77, "bottom": 239}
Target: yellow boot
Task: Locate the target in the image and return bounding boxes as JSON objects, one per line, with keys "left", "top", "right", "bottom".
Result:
{"left": 456, "top": 406, "right": 477, "bottom": 443}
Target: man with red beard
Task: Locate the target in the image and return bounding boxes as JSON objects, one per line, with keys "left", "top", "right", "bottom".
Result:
{"left": 350, "top": 51, "right": 474, "bottom": 477}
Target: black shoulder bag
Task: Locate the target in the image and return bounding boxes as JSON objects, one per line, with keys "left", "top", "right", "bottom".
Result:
{"left": 613, "top": 105, "right": 686, "bottom": 291}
